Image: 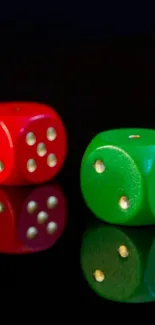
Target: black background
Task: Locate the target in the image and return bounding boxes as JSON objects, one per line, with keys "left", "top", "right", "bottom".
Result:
{"left": 0, "top": 6, "right": 155, "bottom": 312}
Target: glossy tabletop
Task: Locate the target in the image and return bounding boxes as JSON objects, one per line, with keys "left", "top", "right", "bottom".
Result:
{"left": 0, "top": 24, "right": 155, "bottom": 314}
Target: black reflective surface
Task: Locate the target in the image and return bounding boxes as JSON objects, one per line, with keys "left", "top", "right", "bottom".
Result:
{"left": 1, "top": 23, "right": 155, "bottom": 312}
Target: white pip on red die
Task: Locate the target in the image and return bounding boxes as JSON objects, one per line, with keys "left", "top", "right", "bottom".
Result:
{"left": 17, "top": 184, "right": 67, "bottom": 252}
{"left": 0, "top": 102, "right": 67, "bottom": 185}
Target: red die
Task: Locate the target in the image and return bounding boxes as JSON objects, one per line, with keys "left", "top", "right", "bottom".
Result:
{"left": 17, "top": 184, "right": 67, "bottom": 252}
{"left": 0, "top": 102, "right": 67, "bottom": 185}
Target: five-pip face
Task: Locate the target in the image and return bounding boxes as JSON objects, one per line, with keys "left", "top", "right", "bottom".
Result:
{"left": 0, "top": 102, "right": 67, "bottom": 185}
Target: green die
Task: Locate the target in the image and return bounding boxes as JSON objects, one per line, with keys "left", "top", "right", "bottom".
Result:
{"left": 80, "top": 128, "right": 155, "bottom": 226}
{"left": 80, "top": 223, "right": 155, "bottom": 303}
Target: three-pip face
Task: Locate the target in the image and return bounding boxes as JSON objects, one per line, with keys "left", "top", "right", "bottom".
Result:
{"left": 0, "top": 102, "right": 67, "bottom": 185}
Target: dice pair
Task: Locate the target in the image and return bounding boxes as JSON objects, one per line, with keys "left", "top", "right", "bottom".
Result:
{"left": 80, "top": 128, "right": 155, "bottom": 226}
{"left": 0, "top": 102, "right": 67, "bottom": 185}
{"left": 0, "top": 184, "right": 66, "bottom": 253}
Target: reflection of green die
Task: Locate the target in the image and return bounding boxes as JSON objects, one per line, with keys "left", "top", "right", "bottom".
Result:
{"left": 80, "top": 223, "right": 155, "bottom": 303}
{"left": 145, "top": 238, "right": 155, "bottom": 297}
{"left": 80, "top": 128, "right": 155, "bottom": 226}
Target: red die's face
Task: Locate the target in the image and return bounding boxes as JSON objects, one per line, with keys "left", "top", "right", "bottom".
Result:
{"left": 17, "top": 185, "right": 66, "bottom": 252}
{"left": 0, "top": 122, "right": 15, "bottom": 184}
{"left": 17, "top": 115, "right": 67, "bottom": 184}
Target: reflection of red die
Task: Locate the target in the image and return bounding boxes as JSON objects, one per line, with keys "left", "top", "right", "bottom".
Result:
{"left": 0, "top": 184, "right": 66, "bottom": 254}
{"left": 0, "top": 187, "right": 30, "bottom": 253}
{"left": 17, "top": 184, "right": 67, "bottom": 252}
{"left": 0, "top": 102, "right": 67, "bottom": 185}
{"left": 0, "top": 190, "right": 15, "bottom": 252}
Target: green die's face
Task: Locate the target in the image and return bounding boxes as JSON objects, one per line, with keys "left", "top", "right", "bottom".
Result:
{"left": 80, "top": 128, "right": 155, "bottom": 225}
{"left": 80, "top": 224, "right": 155, "bottom": 303}
{"left": 147, "top": 163, "right": 155, "bottom": 218}
{"left": 80, "top": 225, "right": 142, "bottom": 302}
